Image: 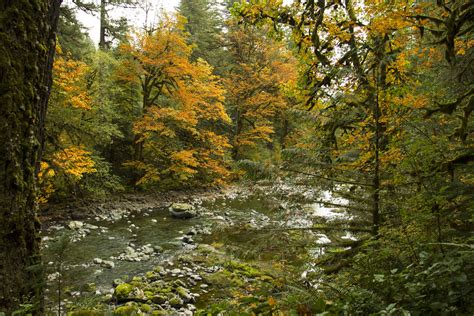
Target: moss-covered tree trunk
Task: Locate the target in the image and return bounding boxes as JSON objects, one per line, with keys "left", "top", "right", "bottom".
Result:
{"left": 0, "top": 0, "right": 61, "bottom": 313}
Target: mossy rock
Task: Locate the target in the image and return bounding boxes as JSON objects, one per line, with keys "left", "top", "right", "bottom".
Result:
{"left": 172, "top": 279, "right": 186, "bottom": 288}
{"left": 139, "top": 304, "right": 152, "bottom": 313}
{"left": 151, "top": 294, "right": 167, "bottom": 304}
{"left": 177, "top": 254, "right": 196, "bottom": 264}
{"left": 205, "top": 270, "right": 237, "bottom": 288}
{"left": 153, "top": 266, "right": 165, "bottom": 274}
{"left": 151, "top": 282, "right": 172, "bottom": 295}
{"left": 115, "top": 283, "right": 134, "bottom": 302}
{"left": 114, "top": 304, "right": 140, "bottom": 315}
{"left": 175, "top": 286, "right": 193, "bottom": 302}
{"left": 224, "top": 261, "right": 263, "bottom": 278}
{"left": 150, "top": 280, "right": 166, "bottom": 288}
{"left": 81, "top": 282, "right": 96, "bottom": 292}
{"left": 146, "top": 271, "right": 159, "bottom": 280}
{"left": 169, "top": 295, "right": 184, "bottom": 308}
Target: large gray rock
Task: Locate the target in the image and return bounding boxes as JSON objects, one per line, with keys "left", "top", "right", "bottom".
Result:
{"left": 169, "top": 203, "right": 197, "bottom": 219}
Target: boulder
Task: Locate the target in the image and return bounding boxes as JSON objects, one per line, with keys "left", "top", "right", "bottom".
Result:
{"left": 169, "top": 203, "right": 196, "bottom": 219}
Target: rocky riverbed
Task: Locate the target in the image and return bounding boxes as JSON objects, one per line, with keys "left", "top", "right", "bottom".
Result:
{"left": 41, "top": 181, "right": 349, "bottom": 314}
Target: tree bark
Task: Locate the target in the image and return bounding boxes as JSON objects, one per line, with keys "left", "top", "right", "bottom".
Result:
{"left": 0, "top": 0, "right": 61, "bottom": 313}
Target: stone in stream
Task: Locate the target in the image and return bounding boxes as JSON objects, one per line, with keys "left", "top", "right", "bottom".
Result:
{"left": 68, "top": 221, "right": 84, "bottom": 230}
{"left": 169, "top": 203, "right": 197, "bottom": 219}
{"left": 170, "top": 268, "right": 182, "bottom": 275}
{"left": 113, "top": 278, "right": 124, "bottom": 287}
{"left": 84, "top": 223, "right": 99, "bottom": 230}
{"left": 154, "top": 265, "right": 166, "bottom": 276}
{"left": 186, "top": 228, "right": 197, "bottom": 236}
{"left": 93, "top": 258, "right": 114, "bottom": 269}
{"left": 101, "top": 260, "right": 115, "bottom": 269}
{"left": 191, "top": 274, "right": 202, "bottom": 281}
{"left": 181, "top": 235, "right": 194, "bottom": 244}
{"left": 93, "top": 258, "right": 102, "bottom": 264}
{"left": 142, "top": 244, "right": 154, "bottom": 255}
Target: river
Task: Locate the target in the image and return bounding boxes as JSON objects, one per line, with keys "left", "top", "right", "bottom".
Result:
{"left": 41, "top": 182, "right": 349, "bottom": 314}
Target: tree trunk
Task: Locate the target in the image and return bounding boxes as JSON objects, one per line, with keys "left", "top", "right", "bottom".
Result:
{"left": 99, "top": 0, "right": 107, "bottom": 49}
{"left": 0, "top": 0, "right": 61, "bottom": 313}
{"left": 232, "top": 109, "right": 243, "bottom": 160}
{"left": 371, "top": 36, "right": 388, "bottom": 236}
{"left": 372, "top": 91, "right": 381, "bottom": 236}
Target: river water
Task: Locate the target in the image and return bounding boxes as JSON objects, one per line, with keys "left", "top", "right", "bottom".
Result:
{"left": 41, "top": 183, "right": 348, "bottom": 311}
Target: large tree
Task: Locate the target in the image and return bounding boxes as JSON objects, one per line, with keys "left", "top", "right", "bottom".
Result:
{"left": 225, "top": 22, "right": 296, "bottom": 161}
{"left": 178, "top": 0, "right": 226, "bottom": 72}
{"left": 117, "top": 13, "right": 231, "bottom": 188}
{"left": 0, "top": 0, "right": 61, "bottom": 312}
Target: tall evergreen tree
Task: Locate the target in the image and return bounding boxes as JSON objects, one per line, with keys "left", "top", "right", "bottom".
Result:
{"left": 99, "top": 0, "right": 135, "bottom": 49}
{"left": 0, "top": 0, "right": 61, "bottom": 312}
{"left": 58, "top": 4, "right": 94, "bottom": 58}
{"left": 178, "top": 0, "right": 226, "bottom": 72}
{"left": 66, "top": 0, "right": 135, "bottom": 49}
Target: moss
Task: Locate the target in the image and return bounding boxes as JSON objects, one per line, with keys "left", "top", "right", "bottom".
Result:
{"left": 224, "top": 261, "right": 264, "bottom": 278}
{"left": 169, "top": 295, "right": 184, "bottom": 307}
{"left": 153, "top": 266, "right": 165, "bottom": 274}
{"left": 114, "top": 304, "right": 140, "bottom": 315}
{"left": 83, "top": 282, "right": 96, "bottom": 292}
{"left": 151, "top": 294, "right": 167, "bottom": 304}
{"left": 145, "top": 271, "right": 157, "bottom": 280}
{"left": 175, "top": 286, "right": 193, "bottom": 302}
{"left": 115, "top": 283, "right": 134, "bottom": 301}
{"left": 258, "top": 275, "right": 274, "bottom": 282}
{"left": 139, "top": 304, "right": 152, "bottom": 313}
{"left": 172, "top": 279, "right": 186, "bottom": 288}
{"left": 206, "top": 270, "right": 234, "bottom": 288}
{"left": 151, "top": 283, "right": 172, "bottom": 295}
{"left": 144, "top": 290, "right": 154, "bottom": 300}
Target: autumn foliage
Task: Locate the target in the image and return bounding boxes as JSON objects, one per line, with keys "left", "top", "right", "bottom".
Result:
{"left": 118, "top": 14, "right": 231, "bottom": 187}
{"left": 225, "top": 22, "right": 297, "bottom": 160}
